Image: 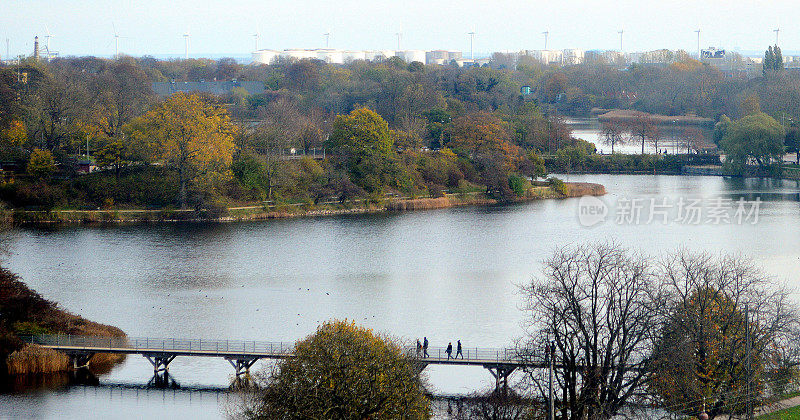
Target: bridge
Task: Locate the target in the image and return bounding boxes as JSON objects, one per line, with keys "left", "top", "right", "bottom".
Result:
{"left": 23, "top": 335, "right": 544, "bottom": 392}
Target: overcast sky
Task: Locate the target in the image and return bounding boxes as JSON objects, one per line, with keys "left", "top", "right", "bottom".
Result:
{"left": 2, "top": 0, "right": 796, "bottom": 59}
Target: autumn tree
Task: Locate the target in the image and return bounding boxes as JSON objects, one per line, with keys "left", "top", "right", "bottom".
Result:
{"left": 127, "top": 92, "right": 237, "bottom": 208}
{"left": 27, "top": 149, "right": 56, "bottom": 179}
{"left": 740, "top": 94, "right": 761, "bottom": 117}
{"left": 94, "top": 138, "right": 134, "bottom": 179}
{"left": 326, "top": 108, "right": 399, "bottom": 195}
{"left": 448, "top": 112, "right": 519, "bottom": 172}
{"left": 650, "top": 252, "right": 798, "bottom": 419}
{"left": 243, "top": 320, "right": 430, "bottom": 419}
{"left": 447, "top": 112, "right": 522, "bottom": 196}
{"left": 0, "top": 120, "right": 28, "bottom": 158}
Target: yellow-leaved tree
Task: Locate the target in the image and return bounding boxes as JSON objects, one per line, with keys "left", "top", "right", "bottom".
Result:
{"left": 127, "top": 93, "right": 237, "bottom": 209}
{"left": 244, "top": 320, "right": 430, "bottom": 419}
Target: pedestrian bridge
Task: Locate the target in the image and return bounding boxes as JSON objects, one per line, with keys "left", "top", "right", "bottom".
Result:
{"left": 23, "top": 335, "right": 543, "bottom": 391}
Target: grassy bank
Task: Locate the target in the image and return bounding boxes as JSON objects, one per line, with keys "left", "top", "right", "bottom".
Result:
{"left": 10, "top": 182, "right": 605, "bottom": 225}
{"left": 595, "top": 109, "right": 714, "bottom": 126}
{"left": 0, "top": 267, "right": 126, "bottom": 376}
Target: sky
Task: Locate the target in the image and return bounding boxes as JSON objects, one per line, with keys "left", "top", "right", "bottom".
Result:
{"left": 1, "top": 0, "right": 797, "bottom": 59}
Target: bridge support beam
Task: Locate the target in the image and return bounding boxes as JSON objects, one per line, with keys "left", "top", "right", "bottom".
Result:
{"left": 144, "top": 354, "right": 176, "bottom": 374}
{"left": 484, "top": 364, "right": 517, "bottom": 395}
{"left": 411, "top": 360, "right": 429, "bottom": 376}
{"left": 67, "top": 352, "right": 95, "bottom": 370}
{"left": 226, "top": 357, "right": 260, "bottom": 377}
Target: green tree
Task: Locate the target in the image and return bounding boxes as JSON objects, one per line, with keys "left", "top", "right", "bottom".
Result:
{"left": 763, "top": 45, "right": 784, "bottom": 76}
{"left": 94, "top": 138, "right": 133, "bottom": 179}
{"left": 713, "top": 114, "right": 732, "bottom": 145}
{"left": 785, "top": 125, "right": 800, "bottom": 164}
{"left": 326, "top": 108, "right": 397, "bottom": 194}
{"left": 126, "top": 92, "right": 237, "bottom": 208}
{"left": 740, "top": 94, "right": 761, "bottom": 117}
{"left": 245, "top": 320, "right": 430, "bottom": 419}
{"left": 719, "top": 112, "right": 784, "bottom": 175}
{"left": 27, "top": 148, "right": 56, "bottom": 179}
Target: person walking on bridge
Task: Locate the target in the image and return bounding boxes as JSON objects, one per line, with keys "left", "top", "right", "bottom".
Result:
{"left": 456, "top": 340, "right": 463, "bottom": 359}
{"left": 416, "top": 339, "right": 422, "bottom": 357}
{"left": 446, "top": 342, "right": 453, "bottom": 360}
{"left": 423, "top": 337, "right": 429, "bottom": 358}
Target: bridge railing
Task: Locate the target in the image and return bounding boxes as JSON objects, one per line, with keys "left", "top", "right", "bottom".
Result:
{"left": 22, "top": 334, "right": 296, "bottom": 356}
{"left": 405, "top": 345, "right": 541, "bottom": 364}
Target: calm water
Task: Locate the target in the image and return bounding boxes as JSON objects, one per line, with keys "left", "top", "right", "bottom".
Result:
{"left": 2, "top": 174, "right": 800, "bottom": 419}
{"left": 566, "top": 117, "right": 714, "bottom": 154}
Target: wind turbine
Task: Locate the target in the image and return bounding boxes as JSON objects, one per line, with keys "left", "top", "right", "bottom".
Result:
{"left": 542, "top": 31, "right": 549, "bottom": 50}
{"left": 183, "top": 30, "right": 190, "bottom": 59}
{"left": 324, "top": 30, "right": 330, "bottom": 48}
{"left": 112, "top": 23, "right": 122, "bottom": 58}
{"left": 774, "top": 28, "right": 780, "bottom": 46}
{"left": 468, "top": 31, "right": 476, "bottom": 60}
{"left": 44, "top": 25, "right": 54, "bottom": 60}
{"left": 395, "top": 31, "right": 402, "bottom": 51}
{"left": 618, "top": 29, "right": 624, "bottom": 52}
{"left": 253, "top": 32, "right": 260, "bottom": 51}
{"left": 694, "top": 28, "right": 701, "bottom": 59}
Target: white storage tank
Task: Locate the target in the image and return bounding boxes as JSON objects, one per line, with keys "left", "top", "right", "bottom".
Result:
{"left": 398, "top": 50, "right": 426, "bottom": 64}
{"left": 342, "top": 50, "right": 367, "bottom": 62}
{"left": 251, "top": 49, "right": 280, "bottom": 65}
{"left": 315, "top": 49, "right": 344, "bottom": 64}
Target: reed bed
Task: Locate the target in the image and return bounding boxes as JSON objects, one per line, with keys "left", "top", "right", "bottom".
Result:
{"left": 1, "top": 266, "right": 127, "bottom": 376}
{"left": 565, "top": 182, "right": 606, "bottom": 197}
{"left": 385, "top": 195, "right": 496, "bottom": 211}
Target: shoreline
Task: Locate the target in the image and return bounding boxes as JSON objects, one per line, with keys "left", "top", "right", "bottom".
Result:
{"left": 0, "top": 267, "right": 127, "bottom": 378}
{"left": 10, "top": 182, "right": 606, "bottom": 226}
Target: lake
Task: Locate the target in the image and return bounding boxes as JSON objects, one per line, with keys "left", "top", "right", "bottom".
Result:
{"left": 2, "top": 174, "right": 800, "bottom": 418}
{"left": 566, "top": 117, "right": 714, "bottom": 154}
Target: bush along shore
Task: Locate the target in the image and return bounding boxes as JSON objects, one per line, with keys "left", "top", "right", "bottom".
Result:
{"left": 10, "top": 181, "right": 605, "bottom": 225}
{"left": 0, "top": 267, "right": 126, "bottom": 378}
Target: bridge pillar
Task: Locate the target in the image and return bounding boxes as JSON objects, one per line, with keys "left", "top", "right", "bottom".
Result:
{"left": 68, "top": 352, "right": 95, "bottom": 370}
{"left": 144, "top": 354, "right": 176, "bottom": 374}
{"left": 484, "top": 364, "right": 517, "bottom": 395}
{"left": 226, "top": 357, "right": 260, "bottom": 377}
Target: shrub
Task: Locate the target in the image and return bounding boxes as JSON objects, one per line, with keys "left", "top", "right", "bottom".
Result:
{"left": 548, "top": 176, "right": 568, "bottom": 196}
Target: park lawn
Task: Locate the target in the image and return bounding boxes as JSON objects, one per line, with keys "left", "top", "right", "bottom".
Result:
{"left": 758, "top": 405, "right": 800, "bottom": 419}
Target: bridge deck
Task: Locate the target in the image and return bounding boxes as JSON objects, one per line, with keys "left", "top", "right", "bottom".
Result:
{"left": 23, "top": 335, "right": 540, "bottom": 367}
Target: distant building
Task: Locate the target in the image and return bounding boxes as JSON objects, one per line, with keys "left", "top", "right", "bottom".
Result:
{"left": 396, "top": 50, "right": 426, "bottom": 64}
{"left": 700, "top": 47, "right": 726, "bottom": 65}
{"left": 250, "top": 48, "right": 470, "bottom": 66}
{"left": 425, "top": 50, "right": 462, "bottom": 65}
{"left": 562, "top": 49, "right": 584, "bottom": 65}
{"left": 521, "top": 49, "right": 563, "bottom": 65}
{"left": 152, "top": 80, "right": 266, "bottom": 97}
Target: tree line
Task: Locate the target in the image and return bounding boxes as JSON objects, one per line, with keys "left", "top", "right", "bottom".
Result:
{"left": 3, "top": 49, "right": 800, "bottom": 210}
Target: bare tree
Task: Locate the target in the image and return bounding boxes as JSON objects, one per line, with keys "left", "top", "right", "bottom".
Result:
{"left": 601, "top": 121, "right": 624, "bottom": 154}
{"left": 648, "top": 125, "right": 663, "bottom": 154}
{"left": 626, "top": 112, "right": 656, "bottom": 155}
{"left": 518, "top": 243, "right": 661, "bottom": 420}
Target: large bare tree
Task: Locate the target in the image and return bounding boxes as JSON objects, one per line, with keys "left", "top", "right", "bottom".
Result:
{"left": 518, "top": 243, "right": 662, "bottom": 420}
